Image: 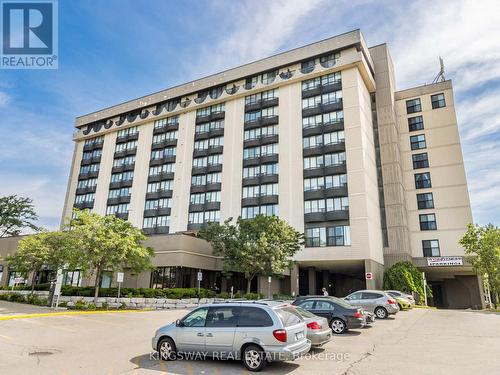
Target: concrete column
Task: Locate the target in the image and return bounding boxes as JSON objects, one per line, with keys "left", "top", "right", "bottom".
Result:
{"left": 290, "top": 264, "right": 299, "bottom": 297}
{"left": 364, "top": 259, "right": 384, "bottom": 290}
{"left": 308, "top": 267, "right": 316, "bottom": 295}
{"left": 322, "top": 270, "right": 330, "bottom": 292}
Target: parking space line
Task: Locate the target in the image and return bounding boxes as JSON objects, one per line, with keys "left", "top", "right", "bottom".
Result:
{"left": 0, "top": 309, "right": 152, "bottom": 321}
{"left": 159, "top": 361, "right": 168, "bottom": 374}
{"left": 0, "top": 333, "right": 13, "bottom": 341}
{"left": 23, "top": 318, "right": 77, "bottom": 333}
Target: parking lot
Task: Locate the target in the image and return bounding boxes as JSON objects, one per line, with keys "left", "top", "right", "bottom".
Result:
{"left": 1, "top": 300, "right": 499, "bottom": 375}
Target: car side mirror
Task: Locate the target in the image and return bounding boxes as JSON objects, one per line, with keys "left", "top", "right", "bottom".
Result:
{"left": 176, "top": 319, "right": 183, "bottom": 327}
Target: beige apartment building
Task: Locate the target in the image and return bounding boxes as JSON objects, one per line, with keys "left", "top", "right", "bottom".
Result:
{"left": 0, "top": 30, "right": 483, "bottom": 308}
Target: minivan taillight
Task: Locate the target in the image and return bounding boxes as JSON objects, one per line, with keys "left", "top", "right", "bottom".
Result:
{"left": 388, "top": 299, "right": 396, "bottom": 304}
{"left": 306, "top": 321, "right": 321, "bottom": 330}
{"left": 273, "top": 329, "right": 287, "bottom": 342}
{"left": 354, "top": 310, "right": 362, "bottom": 318}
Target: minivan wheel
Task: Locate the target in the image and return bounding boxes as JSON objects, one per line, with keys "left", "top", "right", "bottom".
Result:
{"left": 158, "top": 337, "right": 176, "bottom": 361}
{"left": 330, "top": 318, "right": 346, "bottom": 334}
{"left": 243, "top": 344, "right": 266, "bottom": 372}
{"left": 374, "top": 307, "right": 388, "bottom": 319}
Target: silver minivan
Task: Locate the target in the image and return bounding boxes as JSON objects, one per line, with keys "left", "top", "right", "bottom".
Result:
{"left": 344, "top": 290, "right": 399, "bottom": 319}
{"left": 152, "top": 302, "right": 311, "bottom": 371}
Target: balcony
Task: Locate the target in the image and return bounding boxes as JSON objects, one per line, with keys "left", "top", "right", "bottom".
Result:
{"left": 244, "top": 97, "right": 279, "bottom": 112}
{"left": 304, "top": 209, "right": 349, "bottom": 223}
{"left": 83, "top": 141, "right": 104, "bottom": 152}
{"left": 188, "top": 201, "right": 221, "bottom": 212}
{"left": 143, "top": 226, "right": 170, "bottom": 235}
{"left": 303, "top": 163, "right": 347, "bottom": 179}
{"left": 114, "top": 212, "right": 129, "bottom": 220}
{"left": 78, "top": 171, "right": 99, "bottom": 180}
{"left": 80, "top": 156, "right": 102, "bottom": 166}
{"left": 242, "top": 174, "right": 278, "bottom": 187}
{"left": 75, "top": 185, "right": 97, "bottom": 195}
{"left": 106, "top": 195, "right": 131, "bottom": 205}
{"left": 244, "top": 116, "right": 279, "bottom": 130}
{"left": 73, "top": 201, "right": 94, "bottom": 210}
{"left": 190, "top": 183, "right": 222, "bottom": 194}
{"left": 302, "top": 121, "right": 344, "bottom": 137}
{"left": 191, "top": 164, "right": 222, "bottom": 175}
{"left": 147, "top": 172, "right": 175, "bottom": 183}
{"left": 153, "top": 122, "right": 179, "bottom": 135}
{"left": 243, "top": 134, "right": 279, "bottom": 149}
{"left": 109, "top": 179, "right": 133, "bottom": 189}
{"left": 301, "top": 81, "right": 342, "bottom": 99}
{"left": 111, "top": 163, "right": 135, "bottom": 173}
{"left": 149, "top": 155, "right": 176, "bottom": 166}
{"left": 116, "top": 133, "right": 139, "bottom": 144}
{"left": 143, "top": 207, "right": 171, "bottom": 217}
{"left": 114, "top": 148, "right": 137, "bottom": 158}
{"left": 145, "top": 190, "right": 173, "bottom": 200}
{"left": 303, "top": 141, "right": 345, "bottom": 157}
{"left": 303, "top": 186, "right": 348, "bottom": 200}
{"left": 194, "top": 128, "right": 224, "bottom": 141}
{"left": 302, "top": 99, "right": 343, "bottom": 118}
{"left": 195, "top": 111, "right": 225, "bottom": 124}
{"left": 242, "top": 154, "right": 279, "bottom": 167}
{"left": 151, "top": 139, "right": 178, "bottom": 150}
{"left": 241, "top": 195, "right": 278, "bottom": 207}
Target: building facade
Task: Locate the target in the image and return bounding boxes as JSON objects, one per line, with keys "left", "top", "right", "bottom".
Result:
{"left": 4, "top": 29, "right": 476, "bottom": 308}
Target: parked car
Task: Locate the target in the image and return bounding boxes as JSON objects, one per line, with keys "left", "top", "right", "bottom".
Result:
{"left": 152, "top": 302, "right": 311, "bottom": 372}
{"left": 344, "top": 290, "right": 399, "bottom": 319}
{"left": 385, "top": 290, "right": 416, "bottom": 305}
{"left": 393, "top": 296, "right": 412, "bottom": 310}
{"left": 257, "top": 301, "right": 332, "bottom": 348}
{"left": 292, "top": 296, "right": 366, "bottom": 334}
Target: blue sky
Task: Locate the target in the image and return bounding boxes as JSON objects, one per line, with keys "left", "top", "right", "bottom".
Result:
{"left": 0, "top": 0, "right": 499, "bottom": 230}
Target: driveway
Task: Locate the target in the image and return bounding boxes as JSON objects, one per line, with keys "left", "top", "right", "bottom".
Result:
{"left": 0, "top": 301, "right": 499, "bottom": 374}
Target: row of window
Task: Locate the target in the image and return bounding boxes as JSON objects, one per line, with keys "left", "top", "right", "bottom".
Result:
{"left": 304, "top": 174, "right": 347, "bottom": 191}
{"left": 111, "top": 171, "right": 134, "bottom": 183}
{"left": 243, "top": 163, "right": 278, "bottom": 178}
{"left": 113, "top": 156, "right": 135, "bottom": 168}
{"left": 154, "top": 116, "right": 179, "bottom": 129}
{"left": 246, "top": 71, "right": 277, "bottom": 87}
{"left": 193, "top": 154, "right": 223, "bottom": 168}
{"left": 303, "top": 131, "right": 345, "bottom": 149}
{"left": 147, "top": 180, "right": 173, "bottom": 193}
{"left": 244, "top": 125, "right": 278, "bottom": 141}
{"left": 79, "top": 163, "right": 100, "bottom": 174}
{"left": 244, "top": 89, "right": 278, "bottom": 105}
{"left": 303, "top": 110, "right": 343, "bottom": 129}
{"left": 190, "top": 191, "right": 221, "bottom": 205}
{"left": 75, "top": 193, "right": 95, "bottom": 203}
{"left": 241, "top": 204, "right": 278, "bottom": 219}
{"left": 149, "top": 163, "right": 175, "bottom": 176}
{"left": 151, "top": 147, "right": 176, "bottom": 160}
{"left": 301, "top": 52, "right": 340, "bottom": 72}
{"left": 115, "top": 140, "right": 137, "bottom": 152}
{"left": 145, "top": 198, "right": 172, "bottom": 210}
{"left": 302, "top": 72, "right": 341, "bottom": 91}
{"left": 152, "top": 131, "right": 178, "bottom": 144}
{"left": 192, "top": 172, "right": 221, "bottom": 186}
{"left": 108, "top": 187, "right": 131, "bottom": 199}
{"left": 304, "top": 197, "right": 349, "bottom": 213}
{"left": 406, "top": 93, "right": 446, "bottom": 114}
{"left": 304, "top": 152, "right": 346, "bottom": 169}
{"left": 196, "top": 103, "right": 225, "bottom": 118}
{"left": 117, "top": 126, "right": 138, "bottom": 138}
{"left": 194, "top": 136, "right": 224, "bottom": 150}
{"left": 77, "top": 178, "right": 97, "bottom": 189}
{"left": 106, "top": 203, "right": 129, "bottom": 215}
{"left": 243, "top": 143, "right": 278, "bottom": 160}
{"left": 242, "top": 183, "right": 278, "bottom": 198}
{"left": 302, "top": 91, "right": 342, "bottom": 110}
{"left": 188, "top": 210, "right": 220, "bottom": 224}
{"left": 82, "top": 149, "right": 102, "bottom": 160}
{"left": 305, "top": 226, "right": 351, "bottom": 247}
{"left": 195, "top": 120, "right": 224, "bottom": 134}
{"left": 244, "top": 106, "right": 279, "bottom": 123}
{"left": 143, "top": 215, "right": 170, "bottom": 229}
{"left": 84, "top": 136, "right": 104, "bottom": 146}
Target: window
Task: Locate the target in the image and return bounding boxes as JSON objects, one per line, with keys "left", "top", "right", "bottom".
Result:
{"left": 206, "top": 306, "right": 239, "bottom": 327}
{"left": 415, "top": 172, "right": 432, "bottom": 189}
{"left": 74, "top": 193, "right": 95, "bottom": 203}
{"left": 205, "top": 191, "right": 221, "bottom": 202}
{"left": 237, "top": 307, "right": 274, "bottom": 327}
{"left": 304, "top": 199, "right": 326, "bottom": 213}
{"left": 108, "top": 188, "right": 130, "bottom": 198}
{"left": 304, "top": 177, "right": 325, "bottom": 191}
{"left": 242, "top": 183, "right": 278, "bottom": 198}
{"left": 297, "top": 300, "right": 315, "bottom": 309}
{"left": 208, "top": 136, "right": 224, "bottom": 148}
{"left": 362, "top": 292, "right": 383, "bottom": 299}
{"left": 431, "top": 93, "right": 446, "bottom": 109}
{"left": 244, "top": 89, "right": 278, "bottom": 105}
{"left": 327, "top": 226, "right": 351, "bottom": 246}
{"left": 419, "top": 214, "right": 437, "bottom": 230}
{"left": 305, "top": 227, "right": 326, "bottom": 247}
{"left": 302, "top": 91, "right": 342, "bottom": 109}
{"left": 410, "top": 134, "right": 426, "bottom": 150}
{"left": 115, "top": 140, "right": 137, "bottom": 152}
{"left": 206, "top": 172, "right": 221, "bottom": 184}
{"left": 243, "top": 163, "right": 278, "bottom": 178}
{"left": 325, "top": 174, "right": 347, "bottom": 189}
{"left": 324, "top": 152, "right": 346, "bottom": 167}
{"left": 408, "top": 116, "right": 424, "bottom": 132}
{"left": 84, "top": 136, "right": 104, "bottom": 146}
{"left": 315, "top": 300, "right": 333, "bottom": 310}
{"left": 241, "top": 204, "right": 278, "bottom": 219}
{"left": 77, "top": 178, "right": 97, "bottom": 189}
{"left": 406, "top": 98, "right": 421, "bottom": 114}
{"left": 412, "top": 153, "right": 429, "bottom": 169}
{"left": 261, "top": 71, "right": 277, "bottom": 84}
{"left": 422, "top": 240, "right": 440, "bottom": 257}
{"left": 196, "top": 103, "right": 225, "bottom": 118}
{"left": 143, "top": 215, "right": 170, "bottom": 229}
{"left": 243, "top": 144, "right": 278, "bottom": 159}
{"left": 113, "top": 156, "right": 135, "bottom": 167}
{"left": 152, "top": 131, "right": 177, "bottom": 144}
{"left": 106, "top": 203, "right": 129, "bottom": 215}
{"left": 145, "top": 198, "right": 171, "bottom": 210}
{"left": 208, "top": 153, "right": 223, "bottom": 165}
{"left": 154, "top": 116, "right": 178, "bottom": 129}
{"left": 149, "top": 163, "right": 175, "bottom": 176}
{"left": 320, "top": 52, "right": 340, "bottom": 67}
{"left": 417, "top": 193, "right": 434, "bottom": 209}
{"left": 191, "top": 175, "right": 206, "bottom": 186}
{"left": 117, "top": 126, "right": 138, "bottom": 138}
{"left": 147, "top": 180, "right": 172, "bottom": 193}
{"left": 244, "top": 125, "right": 278, "bottom": 141}
{"left": 181, "top": 307, "right": 208, "bottom": 327}
{"left": 326, "top": 197, "right": 349, "bottom": 211}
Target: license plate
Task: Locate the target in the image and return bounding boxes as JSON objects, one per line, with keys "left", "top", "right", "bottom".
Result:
{"left": 295, "top": 331, "right": 304, "bottom": 340}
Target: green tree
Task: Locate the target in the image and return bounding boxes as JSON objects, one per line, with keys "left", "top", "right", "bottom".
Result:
{"left": 67, "top": 209, "right": 154, "bottom": 302}
{"left": 460, "top": 223, "right": 500, "bottom": 307}
{"left": 198, "top": 215, "right": 304, "bottom": 293}
{"left": 0, "top": 195, "right": 40, "bottom": 237}
{"left": 383, "top": 261, "right": 432, "bottom": 303}
{"left": 7, "top": 231, "right": 77, "bottom": 292}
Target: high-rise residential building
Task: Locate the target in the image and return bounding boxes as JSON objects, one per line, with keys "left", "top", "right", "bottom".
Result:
{"left": 53, "top": 29, "right": 482, "bottom": 308}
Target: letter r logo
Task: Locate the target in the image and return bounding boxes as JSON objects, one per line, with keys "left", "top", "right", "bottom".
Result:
{"left": 2, "top": 1, "right": 53, "bottom": 54}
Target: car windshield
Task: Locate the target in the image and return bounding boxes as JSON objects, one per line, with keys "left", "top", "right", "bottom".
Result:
{"left": 294, "top": 306, "right": 316, "bottom": 318}
{"left": 275, "top": 306, "right": 303, "bottom": 327}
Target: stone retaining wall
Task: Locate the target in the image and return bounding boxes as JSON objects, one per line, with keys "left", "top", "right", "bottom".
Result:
{"left": 0, "top": 290, "right": 224, "bottom": 309}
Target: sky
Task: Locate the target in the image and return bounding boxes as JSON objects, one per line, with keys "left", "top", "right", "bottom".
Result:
{"left": 0, "top": 0, "right": 499, "bottom": 230}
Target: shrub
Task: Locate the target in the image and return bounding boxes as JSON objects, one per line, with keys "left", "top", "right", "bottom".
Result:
{"left": 119, "top": 302, "right": 127, "bottom": 310}
{"left": 383, "top": 261, "right": 432, "bottom": 303}
{"left": 101, "top": 302, "right": 108, "bottom": 310}
{"left": 8, "top": 293, "right": 26, "bottom": 303}
{"left": 216, "top": 292, "right": 229, "bottom": 299}
{"left": 244, "top": 293, "right": 264, "bottom": 300}
{"left": 58, "top": 301, "right": 68, "bottom": 307}
{"left": 87, "top": 303, "right": 96, "bottom": 310}
{"left": 74, "top": 300, "right": 86, "bottom": 310}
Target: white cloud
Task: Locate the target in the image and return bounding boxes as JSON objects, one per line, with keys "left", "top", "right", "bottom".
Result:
{"left": 0, "top": 92, "right": 10, "bottom": 107}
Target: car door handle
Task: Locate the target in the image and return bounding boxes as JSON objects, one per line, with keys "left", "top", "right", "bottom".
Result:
{"left": 206, "top": 333, "right": 213, "bottom": 337}
{"left": 197, "top": 332, "right": 204, "bottom": 337}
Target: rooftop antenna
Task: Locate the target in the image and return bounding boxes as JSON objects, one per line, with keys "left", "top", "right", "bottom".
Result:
{"left": 432, "top": 57, "right": 445, "bottom": 83}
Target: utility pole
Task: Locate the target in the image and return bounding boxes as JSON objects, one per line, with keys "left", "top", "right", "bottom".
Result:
{"left": 422, "top": 272, "right": 428, "bottom": 306}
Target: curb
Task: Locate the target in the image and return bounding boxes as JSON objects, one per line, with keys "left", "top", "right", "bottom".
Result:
{"left": 0, "top": 309, "right": 153, "bottom": 321}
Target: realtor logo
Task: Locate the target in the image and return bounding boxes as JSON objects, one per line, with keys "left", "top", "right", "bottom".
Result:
{"left": 1, "top": 0, "right": 58, "bottom": 69}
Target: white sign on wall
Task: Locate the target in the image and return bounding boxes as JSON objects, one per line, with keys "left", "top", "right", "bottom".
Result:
{"left": 117, "top": 272, "right": 124, "bottom": 283}
{"left": 365, "top": 272, "right": 373, "bottom": 280}
{"left": 427, "top": 257, "right": 463, "bottom": 267}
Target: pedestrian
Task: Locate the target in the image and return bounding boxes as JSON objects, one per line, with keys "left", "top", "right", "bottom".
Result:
{"left": 322, "top": 287, "right": 329, "bottom": 296}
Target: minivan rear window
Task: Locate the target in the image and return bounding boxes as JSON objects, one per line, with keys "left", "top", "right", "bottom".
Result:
{"left": 237, "top": 307, "right": 274, "bottom": 327}
{"left": 275, "top": 307, "right": 303, "bottom": 327}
